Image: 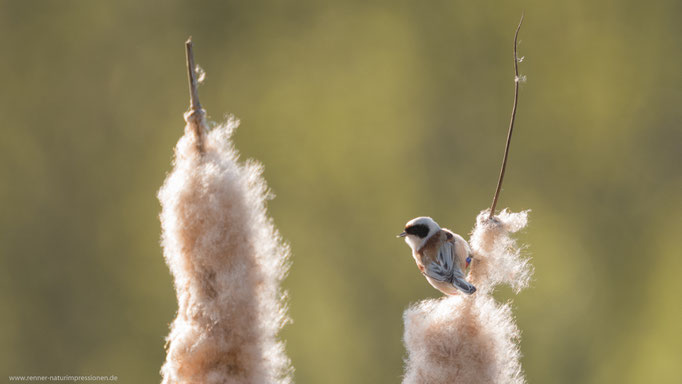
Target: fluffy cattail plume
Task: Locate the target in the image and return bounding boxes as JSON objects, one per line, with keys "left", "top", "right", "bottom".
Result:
{"left": 158, "top": 40, "right": 291, "bottom": 384}
{"left": 469, "top": 209, "right": 532, "bottom": 294}
{"left": 402, "top": 209, "right": 531, "bottom": 384}
{"left": 158, "top": 117, "right": 292, "bottom": 384}
{"left": 403, "top": 295, "right": 523, "bottom": 384}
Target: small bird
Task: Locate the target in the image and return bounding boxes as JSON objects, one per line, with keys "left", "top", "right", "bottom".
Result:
{"left": 398, "top": 217, "right": 476, "bottom": 295}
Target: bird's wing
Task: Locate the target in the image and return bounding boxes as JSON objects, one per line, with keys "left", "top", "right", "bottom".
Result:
{"left": 424, "top": 240, "right": 465, "bottom": 283}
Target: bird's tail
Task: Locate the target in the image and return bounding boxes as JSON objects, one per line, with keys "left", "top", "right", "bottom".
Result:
{"left": 452, "top": 277, "right": 476, "bottom": 295}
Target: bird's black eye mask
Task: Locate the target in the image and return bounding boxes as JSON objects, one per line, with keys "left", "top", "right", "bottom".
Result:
{"left": 405, "top": 224, "right": 429, "bottom": 238}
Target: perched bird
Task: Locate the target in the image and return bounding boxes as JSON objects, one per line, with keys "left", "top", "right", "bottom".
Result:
{"left": 398, "top": 217, "right": 476, "bottom": 295}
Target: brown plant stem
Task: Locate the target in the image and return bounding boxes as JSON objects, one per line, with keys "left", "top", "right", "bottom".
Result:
{"left": 185, "top": 37, "right": 205, "bottom": 152}
{"left": 489, "top": 14, "right": 524, "bottom": 220}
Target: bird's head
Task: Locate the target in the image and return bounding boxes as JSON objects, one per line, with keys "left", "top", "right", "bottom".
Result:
{"left": 397, "top": 216, "right": 441, "bottom": 251}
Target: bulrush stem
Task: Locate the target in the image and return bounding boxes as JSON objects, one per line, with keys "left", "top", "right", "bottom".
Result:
{"left": 489, "top": 14, "right": 524, "bottom": 220}
{"left": 185, "top": 37, "right": 205, "bottom": 152}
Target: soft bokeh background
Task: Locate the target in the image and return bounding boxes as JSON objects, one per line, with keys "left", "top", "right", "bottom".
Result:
{"left": 1, "top": 0, "right": 680, "bottom": 383}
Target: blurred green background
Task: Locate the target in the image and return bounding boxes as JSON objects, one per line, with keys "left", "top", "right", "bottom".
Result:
{"left": 1, "top": 0, "right": 680, "bottom": 383}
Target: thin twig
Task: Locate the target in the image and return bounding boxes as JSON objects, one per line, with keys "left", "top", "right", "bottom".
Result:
{"left": 185, "top": 37, "right": 205, "bottom": 152}
{"left": 488, "top": 14, "right": 524, "bottom": 220}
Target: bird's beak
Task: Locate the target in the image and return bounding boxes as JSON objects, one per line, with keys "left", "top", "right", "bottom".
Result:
{"left": 397, "top": 232, "right": 407, "bottom": 238}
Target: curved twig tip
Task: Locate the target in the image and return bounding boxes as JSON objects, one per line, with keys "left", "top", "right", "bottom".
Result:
{"left": 488, "top": 14, "right": 524, "bottom": 220}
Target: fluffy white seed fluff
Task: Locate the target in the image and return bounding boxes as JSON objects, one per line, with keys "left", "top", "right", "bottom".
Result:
{"left": 158, "top": 114, "right": 292, "bottom": 384}
{"left": 469, "top": 209, "right": 532, "bottom": 294}
{"left": 402, "top": 209, "right": 531, "bottom": 384}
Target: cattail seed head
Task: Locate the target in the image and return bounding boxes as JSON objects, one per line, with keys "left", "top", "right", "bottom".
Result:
{"left": 159, "top": 117, "right": 292, "bottom": 384}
